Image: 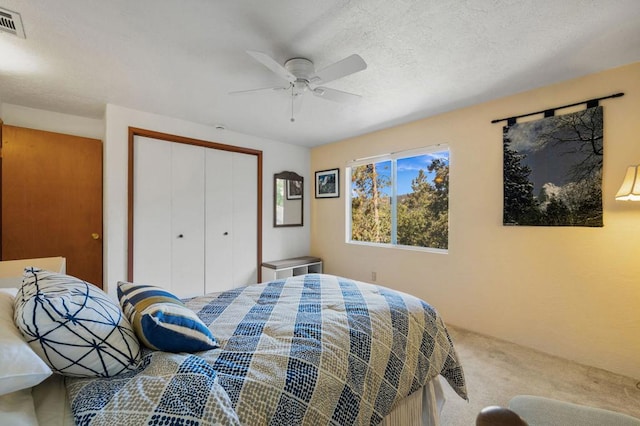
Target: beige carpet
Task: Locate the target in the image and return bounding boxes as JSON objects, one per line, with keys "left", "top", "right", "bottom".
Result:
{"left": 439, "top": 325, "right": 640, "bottom": 425}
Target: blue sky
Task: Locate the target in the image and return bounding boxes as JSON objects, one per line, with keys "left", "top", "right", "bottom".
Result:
{"left": 371, "top": 151, "right": 448, "bottom": 196}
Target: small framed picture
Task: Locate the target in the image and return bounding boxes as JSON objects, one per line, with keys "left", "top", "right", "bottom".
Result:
{"left": 315, "top": 168, "right": 340, "bottom": 198}
{"left": 286, "top": 179, "right": 303, "bottom": 200}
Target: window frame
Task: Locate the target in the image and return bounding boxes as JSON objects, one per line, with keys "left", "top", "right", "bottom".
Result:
{"left": 345, "top": 144, "right": 450, "bottom": 254}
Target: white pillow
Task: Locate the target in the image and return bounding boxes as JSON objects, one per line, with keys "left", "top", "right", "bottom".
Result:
{"left": 0, "top": 288, "right": 52, "bottom": 396}
{"left": 32, "top": 375, "right": 74, "bottom": 426}
{"left": 0, "top": 388, "right": 39, "bottom": 426}
{"left": 0, "top": 276, "right": 23, "bottom": 288}
{"left": 14, "top": 268, "right": 142, "bottom": 378}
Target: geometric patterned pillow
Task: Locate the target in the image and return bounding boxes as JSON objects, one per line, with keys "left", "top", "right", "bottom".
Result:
{"left": 13, "top": 268, "right": 141, "bottom": 378}
{"left": 117, "top": 281, "right": 219, "bottom": 353}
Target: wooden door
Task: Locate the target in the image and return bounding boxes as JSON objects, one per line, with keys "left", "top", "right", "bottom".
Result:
{"left": 1, "top": 125, "right": 103, "bottom": 287}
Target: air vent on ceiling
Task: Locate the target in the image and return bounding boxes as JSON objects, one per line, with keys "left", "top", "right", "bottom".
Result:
{"left": 0, "top": 7, "right": 25, "bottom": 39}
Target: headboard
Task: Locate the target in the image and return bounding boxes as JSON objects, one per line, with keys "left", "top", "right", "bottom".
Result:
{"left": 0, "top": 257, "right": 66, "bottom": 288}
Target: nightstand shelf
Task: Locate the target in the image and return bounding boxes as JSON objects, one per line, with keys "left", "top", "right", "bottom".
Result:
{"left": 261, "top": 256, "right": 322, "bottom": 281}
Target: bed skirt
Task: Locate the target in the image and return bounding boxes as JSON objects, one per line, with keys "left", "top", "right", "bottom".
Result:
{"left": 381, "top": 376, "right": 445, "bottom": 426}
{"left": 29, "top": 375, "right": 446, "bottom": 426}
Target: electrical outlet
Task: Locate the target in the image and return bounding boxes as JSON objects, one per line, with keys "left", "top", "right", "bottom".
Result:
{"left": 371, "top": 271, "right": 377, "bottom": 282}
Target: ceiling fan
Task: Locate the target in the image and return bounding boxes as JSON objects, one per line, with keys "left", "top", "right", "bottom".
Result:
{"left": 230, "top": 50, "right": 367, "bottom": 121}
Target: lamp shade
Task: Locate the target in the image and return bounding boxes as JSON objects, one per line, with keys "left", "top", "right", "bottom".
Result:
{"left": 615, "top": 165, "right": 640, "bottom": 201}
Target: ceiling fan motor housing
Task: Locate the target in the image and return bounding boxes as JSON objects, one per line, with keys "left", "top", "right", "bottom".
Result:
{"left": 285, "top": 58, "right": 315, "bottom": 95}
{"left": 284, "top": 58, "right": 314, "bottom": 82}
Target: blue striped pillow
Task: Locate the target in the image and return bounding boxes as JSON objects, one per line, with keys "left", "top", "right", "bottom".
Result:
{"left": 117, "top": 282, "right": 219, "bottom": 353}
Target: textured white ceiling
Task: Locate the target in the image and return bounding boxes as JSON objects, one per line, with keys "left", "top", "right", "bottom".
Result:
{"left": 0, "top": 0, "right": 639, "bottom": 146}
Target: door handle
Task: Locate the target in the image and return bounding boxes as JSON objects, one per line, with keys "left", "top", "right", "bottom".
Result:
{"left": 91, "top": 233, "right": 100, "bottom": 240}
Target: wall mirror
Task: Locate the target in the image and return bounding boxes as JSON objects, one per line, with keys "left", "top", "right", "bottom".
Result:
{"left": 274, "top": 171, "right": 303, "bottom": 227}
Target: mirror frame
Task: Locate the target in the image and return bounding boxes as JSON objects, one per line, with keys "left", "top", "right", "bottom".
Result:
{"left": 274, "top": 171, "right": 303, "bottom": 227}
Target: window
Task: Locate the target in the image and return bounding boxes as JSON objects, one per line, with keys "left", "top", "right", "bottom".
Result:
{"left": 347, "top": 145, "right": 449, "bottom": 251}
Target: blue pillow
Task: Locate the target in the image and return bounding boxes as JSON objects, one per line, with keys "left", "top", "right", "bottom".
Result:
{"left": 117, "top": 282, "right": 219, "bottom": 353}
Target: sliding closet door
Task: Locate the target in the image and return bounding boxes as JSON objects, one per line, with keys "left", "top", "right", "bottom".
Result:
{"left": 133, "top": 136, "right": 205, "bottom": 297}
{"left": 133, "top": 136, "right": 172, "bottom": 289}
{"left": 231, "top": 152, "right": 257, "bottom": 286}
{"left": 170, "top": 143, "right": 205, "bottom": 297}
{"left": 204, "top": 150, "right": 257, "bottom": 292}
{"left": 132, "top": 131, "right": 260, "bottom": 297}
{"left": 204, "top": 149, "right": 233, "bottom": 293}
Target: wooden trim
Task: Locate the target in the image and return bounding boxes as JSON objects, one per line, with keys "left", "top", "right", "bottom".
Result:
{"left": 256, "top": 150, "right": 263, "bottom": 282}
{"left": 128, "top": 127, "right": 263, "bottom": 156}
{"left": 127, "top": 127, "right": 135, "bottom": 281}
{"left": 127, "top": 127, "right": 263, "bottom": 284}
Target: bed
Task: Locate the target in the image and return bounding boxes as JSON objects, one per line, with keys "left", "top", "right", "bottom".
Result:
{"left": 3, "top": 270, "right": 467, "bottom": 425}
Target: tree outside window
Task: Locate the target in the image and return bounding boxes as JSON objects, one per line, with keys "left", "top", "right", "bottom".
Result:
{"left": 348, "top": 146, "right": 449, "bottom": 250}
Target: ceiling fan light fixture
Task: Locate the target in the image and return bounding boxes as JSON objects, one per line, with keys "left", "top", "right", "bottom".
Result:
{"left": 293, "top": 80, "right": 308, "bottom": 94}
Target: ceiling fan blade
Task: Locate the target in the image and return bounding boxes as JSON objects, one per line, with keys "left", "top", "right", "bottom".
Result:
{"left": 311, "top": 54, "right": 367, "bottom": 85}
{"left": 247, "top": 50, "right": 296, "bottom": 83}
{"left": 229, "top": 85, "right": 290, "bottom": 95}
{"left": 312, "top": 86, "right": 361, "bottom": 103}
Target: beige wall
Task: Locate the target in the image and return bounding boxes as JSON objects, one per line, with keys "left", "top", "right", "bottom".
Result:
{"left": 310, "top": 62, "right": 640, "bottom": 379}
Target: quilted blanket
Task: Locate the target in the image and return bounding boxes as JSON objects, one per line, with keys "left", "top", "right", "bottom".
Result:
{"left": 66, "top": 274, "right": 467, "bottom": 425}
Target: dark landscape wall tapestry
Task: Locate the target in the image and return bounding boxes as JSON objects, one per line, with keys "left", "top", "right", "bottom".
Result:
{"left": 503, "top": 106, "right": 603, "bottom": 227}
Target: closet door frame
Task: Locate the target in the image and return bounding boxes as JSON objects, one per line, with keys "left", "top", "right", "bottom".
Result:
{"left": 127, "top": 127, "right": 263, "bottom": 284}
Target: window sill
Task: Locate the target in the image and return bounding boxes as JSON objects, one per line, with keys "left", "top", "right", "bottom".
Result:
{"left": 346, "top": 240, "right": 448, "bottom": 254}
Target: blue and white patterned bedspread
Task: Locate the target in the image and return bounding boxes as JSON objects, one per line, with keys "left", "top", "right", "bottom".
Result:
{"left": 66, "top": 274, "right": 467, "bottom": 425}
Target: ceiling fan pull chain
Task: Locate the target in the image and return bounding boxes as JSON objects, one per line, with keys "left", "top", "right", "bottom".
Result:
{"left": 290, "top": 85, "right": 295, "bottom": 122}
